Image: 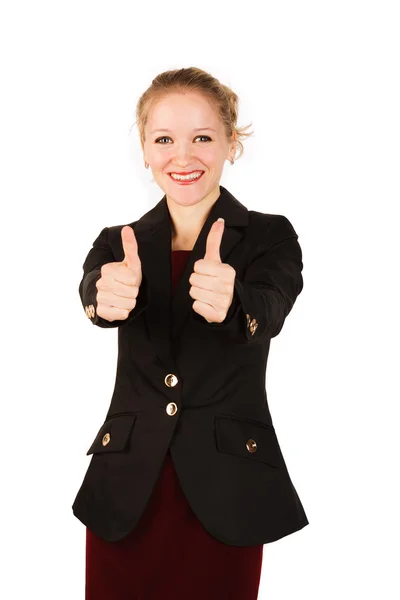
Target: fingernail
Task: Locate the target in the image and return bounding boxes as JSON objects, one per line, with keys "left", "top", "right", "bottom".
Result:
{"left": 217, "top": 217, "right": 224, "bottom": 223}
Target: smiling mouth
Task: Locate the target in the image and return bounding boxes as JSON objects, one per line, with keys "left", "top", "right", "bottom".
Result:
{"left": 168, "top": 171, "right": 205, "bottom": 184}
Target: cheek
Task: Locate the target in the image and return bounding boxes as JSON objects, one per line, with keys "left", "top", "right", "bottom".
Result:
{"left": 199, "top": 148, "right": 222, "bottom": 164}
{"left": 149, "top": 151, "right": 168, "bottom": 169}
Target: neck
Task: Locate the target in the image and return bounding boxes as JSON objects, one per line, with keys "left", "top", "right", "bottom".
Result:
{"left": 167, "top": 185, "right": 221, "bottom": 248}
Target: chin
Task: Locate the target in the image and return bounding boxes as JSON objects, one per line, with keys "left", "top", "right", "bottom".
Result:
{"left": 164, "top": 180, "right": 206, "bottom": 199}
{"left": 168, "top": 192, "right": 206, "bottom": 207}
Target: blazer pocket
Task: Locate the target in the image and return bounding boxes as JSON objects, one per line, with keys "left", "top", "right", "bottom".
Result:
{"left": 86, "top": 414, "right": 137, "bottom": 455}
{"left": 214, "top": 414, "right": 282, "bottom": 468}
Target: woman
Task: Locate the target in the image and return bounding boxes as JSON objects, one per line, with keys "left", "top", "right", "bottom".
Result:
{"left": 72, "top": 66, "right": 309, "bottom": 600}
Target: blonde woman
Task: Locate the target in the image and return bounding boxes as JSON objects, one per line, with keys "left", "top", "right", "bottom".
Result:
{"left": 72, "top": 66, "right": 309, "bottom": 600}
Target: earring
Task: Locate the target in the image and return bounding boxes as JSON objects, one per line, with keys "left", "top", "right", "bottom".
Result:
{"left": 144, "top": 162, "right": 149, "bottom": 169}
{"left": 229, "top": 158, "right": 234, "bottom": 165}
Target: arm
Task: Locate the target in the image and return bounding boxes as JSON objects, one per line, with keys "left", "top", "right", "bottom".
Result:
{"left": 79, "top": 225, "right": 148, "bottom": 328}
{"left": 192, "top": 215, "right": 304, "bottom": 343}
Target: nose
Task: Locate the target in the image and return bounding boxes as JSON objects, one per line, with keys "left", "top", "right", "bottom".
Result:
{"left": 172, "top": 141, "right": 194, "bottom": 166}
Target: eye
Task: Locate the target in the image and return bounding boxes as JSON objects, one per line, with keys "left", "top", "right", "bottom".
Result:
{"left": 154, "top": 135, "right": 212, "bottom": 144}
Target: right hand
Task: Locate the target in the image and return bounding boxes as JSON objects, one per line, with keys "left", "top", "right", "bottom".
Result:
{"left": 95, "top": 226, "right": 143, "bottom": 322}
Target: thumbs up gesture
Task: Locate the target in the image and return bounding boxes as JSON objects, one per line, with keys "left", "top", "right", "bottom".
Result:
{"left": 95, "top": 226, "right": 143, "bottom": 322}
{"left": 189, "top": 218, "right": 236, "bottom": 323}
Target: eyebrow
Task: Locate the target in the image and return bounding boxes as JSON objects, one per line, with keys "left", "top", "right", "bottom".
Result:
{"left": 150, "top": 127, "right": 216, "bottom": 134}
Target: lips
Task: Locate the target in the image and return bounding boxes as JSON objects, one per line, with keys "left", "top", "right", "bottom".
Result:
{"left": 168, "top": 170, "right": 204, "bottom": 175}
{"left": 168, "top": 171, "right": 205, "bottom": 185}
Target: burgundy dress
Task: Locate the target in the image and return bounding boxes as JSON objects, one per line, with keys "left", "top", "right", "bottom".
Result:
{"left": 85, "top": 250, "right": 263, "bottom": 600}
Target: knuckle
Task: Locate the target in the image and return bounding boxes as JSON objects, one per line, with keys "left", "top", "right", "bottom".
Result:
{"left": 96, "top": 275, "right": 105, "bottom": 290}
{"left": 119, "top": 308, "right": 130, "bottom": 320}
{"left": 98, "top": 288, "right": 107, "bottom": 302}
{"left": 101, "top": 262, "right": 111, "bottom": 276}
{"left": 96, "top": 303, "right": 108, "bottom": 320}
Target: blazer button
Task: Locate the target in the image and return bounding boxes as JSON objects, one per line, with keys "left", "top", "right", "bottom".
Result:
{"left": 246, "top": 313, "right": 258, "bottom": 336}
{"left": 166, "top": 402, "right": 178, "bottom": 416}
{"left": 164, "top": 373, "right": 178, "bottom": 387}
{"left": 246, "top": 438, "right": 257, "bottom": 453}
{"left": 102, "top": 432, "right": 111, "bottom": 446}
{"left": 249, "top": 319, "right": 258, "bottom": 336}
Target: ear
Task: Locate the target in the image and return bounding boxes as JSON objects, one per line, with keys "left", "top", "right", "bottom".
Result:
{"left": 229, "top": 131, "right": 237, "bottom": 160}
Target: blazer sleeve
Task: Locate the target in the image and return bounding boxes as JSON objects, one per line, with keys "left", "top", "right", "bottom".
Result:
{"left": 79, "top": 225, "right": 148, "bottom": 328}
{"left": 192, "top": 214, "right": 304, "bottom": 344}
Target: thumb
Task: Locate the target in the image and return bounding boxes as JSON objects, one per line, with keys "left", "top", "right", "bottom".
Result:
{"left": 204, "top": 218, "right": 224, "bottom": 262}
{"left": 121, "top": 226, "right": 140, "bottom": 271}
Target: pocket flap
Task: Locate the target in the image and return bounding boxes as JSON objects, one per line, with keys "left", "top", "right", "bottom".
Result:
{"left": 86, "top": 414, "right": 137, "bottom": 455}
{"left": 214, "top": 414, "right": 282, "bottom": 467}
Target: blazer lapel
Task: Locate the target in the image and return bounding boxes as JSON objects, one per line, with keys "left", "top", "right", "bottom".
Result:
{"left": 133, "top": 185, "right": 249, "bottom": 371}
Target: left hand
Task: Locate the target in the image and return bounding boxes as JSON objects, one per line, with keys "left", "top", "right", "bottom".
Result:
{"left": 189, "top": 218, "right": 236, "bottom": 323}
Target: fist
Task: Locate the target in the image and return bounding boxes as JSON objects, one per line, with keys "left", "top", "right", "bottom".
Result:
{"left": 189, "top": 218, "right": 236, "bottom": 323}
{"left": 95, "top": 226, "right": 143, "bottom": 322}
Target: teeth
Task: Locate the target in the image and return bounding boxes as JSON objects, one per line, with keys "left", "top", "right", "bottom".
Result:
{"left": 171, "top": 171, "right": 203, "bottom": 181}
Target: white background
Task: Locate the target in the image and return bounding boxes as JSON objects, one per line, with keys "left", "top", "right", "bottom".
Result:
{"left": 1, "top": 1, "right": 399, "bottom": 598}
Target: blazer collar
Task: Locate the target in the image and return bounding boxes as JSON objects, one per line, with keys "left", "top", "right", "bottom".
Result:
{"left": 132, "top": 185, "right": 249, "bottom": 373}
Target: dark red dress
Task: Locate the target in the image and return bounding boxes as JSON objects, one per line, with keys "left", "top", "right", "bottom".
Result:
{"left": 85, "top": 250, "right": 264, "bottom": 600}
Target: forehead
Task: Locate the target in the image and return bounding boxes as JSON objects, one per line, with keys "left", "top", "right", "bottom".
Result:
{"left": 146, "top": 92, "right": 221, "bottom": 131}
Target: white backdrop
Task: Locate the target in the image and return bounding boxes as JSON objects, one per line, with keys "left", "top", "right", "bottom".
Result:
{"left": 1, "top": 1, "right": 399, "bottom": 598}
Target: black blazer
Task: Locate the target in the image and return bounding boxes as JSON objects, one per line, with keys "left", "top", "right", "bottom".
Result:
{"left": 72, "top": 185, "right": 309, "bottom": 546}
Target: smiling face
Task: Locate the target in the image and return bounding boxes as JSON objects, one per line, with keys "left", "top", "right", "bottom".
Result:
{"left": 143, "top": 91, "right": 236, "bottom": 208}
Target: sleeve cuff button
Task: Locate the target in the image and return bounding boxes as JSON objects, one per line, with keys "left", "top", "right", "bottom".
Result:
{"left": 85, "top": 304, "right": 96, "bottom": 319}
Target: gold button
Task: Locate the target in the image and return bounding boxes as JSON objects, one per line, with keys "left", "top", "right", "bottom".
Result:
{"left": 246, "top": 438, "right": 257, "bottom": 453}
{"left": 102, "top": 432, "right": 111, "bottom": 446}
{"left": 249, "top": 319, "right": 258, "bottom": 336}
{"left": 85, "top": 304, "right": 95, "bottom": 319}
{"left": 166, "top": 402, "right": 178, "bottom": 416}
{"left": 246, "top": 314, "right": 258, "bottom": 336}
{"left": 164, "top": 373, "right": 178, "bottom": 387}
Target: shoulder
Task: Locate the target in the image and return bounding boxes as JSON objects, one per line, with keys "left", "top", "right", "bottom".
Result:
{"left": 248, "top": 211, "right": 299, "bottom": 249}
{"left": 105, "top": 220, "right": 138, "bottom": 243}
{"left": 95, "top": 220, "right": 139, "bottom": 261}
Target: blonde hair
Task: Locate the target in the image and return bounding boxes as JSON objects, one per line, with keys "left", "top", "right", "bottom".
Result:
{"left": 134, "top": 66, "right": 254, "bottom": 161}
